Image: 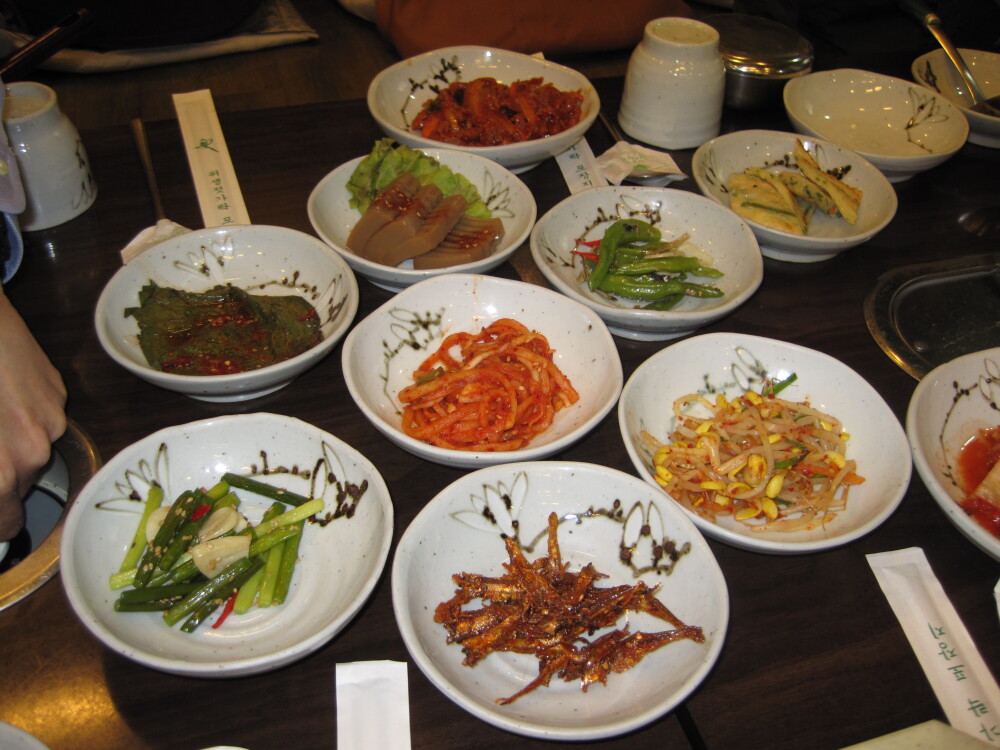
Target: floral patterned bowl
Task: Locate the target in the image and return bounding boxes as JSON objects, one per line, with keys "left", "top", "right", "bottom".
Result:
{"left": 308, "top": 148, "right": 536, "bottom": 292}
{"left": 619, "top": 332, "right": 912, "bottom": 554}
{"left": 95, "top": 225, "right": 359, "bottom": 402}
{"left": 392, "top": 460, "right": 727, "bottom": 740}
{"left": 784, "top": 68, "right": 968, "bottom": 182}
{"left": 912, "top": 48, "right": 1000, "bottom": 149}
{"left": 341, "top": 274, "right": 622, "bottom": 469}
{"left": 60, "top": 413, "right": 393, "bottom": 677}
{"left": 691, "top": 130, "right": 897, "bottom": 263}
{"left": 367, "top": 46, "right": 599, "bottom": 174}
{"left": 907, "top": 347, "right": 1000, "bottom": 562}
{"left": 530, "top": 185, "right": 763, "bottom": 338}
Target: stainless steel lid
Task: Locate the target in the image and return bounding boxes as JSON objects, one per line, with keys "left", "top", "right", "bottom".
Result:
{"left": 703, "top": 13, "right": 813, "bottom": 79}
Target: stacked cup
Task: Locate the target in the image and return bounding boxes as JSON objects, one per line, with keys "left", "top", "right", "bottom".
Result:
{"left": 2, "top": 81, "right": 96, "bottom": 232}
{"left": 618, "top": 17, "right": 725, "bottom": 150}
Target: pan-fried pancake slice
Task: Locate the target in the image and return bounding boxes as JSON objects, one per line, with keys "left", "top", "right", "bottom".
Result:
{"left": 778, "top": 171, "right": 839, "bottom": 217}
{"left": 728, "top": 171, "right": 808, "bottom": 235}
{"left": 793, "top": 141, "right": 862, "bottom": 224}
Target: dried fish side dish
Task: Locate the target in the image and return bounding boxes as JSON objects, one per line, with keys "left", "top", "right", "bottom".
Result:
{"left": 434, "top": 513, "right": 705, "bottom": 704}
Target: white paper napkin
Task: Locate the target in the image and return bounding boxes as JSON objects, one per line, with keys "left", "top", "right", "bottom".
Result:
{"left": 868, "top": 548, "right": 1000, "bottom": 745}
{"left": 120, "top": 218, "right": 191, "bottom": 263}
{"left": 336, "top": 660, "right": 411, "bottom": 750}
{"left": 556, "top": 138, "right": 687, "bottom": 194}
{"left": 594, "top": 141, "right": 686, "bottom": 186}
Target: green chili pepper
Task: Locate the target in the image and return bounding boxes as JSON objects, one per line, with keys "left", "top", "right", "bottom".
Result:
{"left": 614, "top": 257, "right": 723, "bottom": 277}
{"left": 587, "top": 219, "right": 661, "bottom": 291}
{"left": 597, "top": 275, "right": 688, "bottom": 301}
{"left": 643, "top": 294, "right": 684, "bottom": 310}
{"left": 677, "top": 282, "right": 726, "bottom": 299}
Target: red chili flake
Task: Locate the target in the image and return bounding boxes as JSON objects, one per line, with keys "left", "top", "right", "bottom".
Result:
{"left": 213, "top": 590, "right": 239, "bottom": 629}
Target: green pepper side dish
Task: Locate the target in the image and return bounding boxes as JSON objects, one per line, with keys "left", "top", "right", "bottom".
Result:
{"left": 581, "top": 219, "right": 725, "bottom": 309}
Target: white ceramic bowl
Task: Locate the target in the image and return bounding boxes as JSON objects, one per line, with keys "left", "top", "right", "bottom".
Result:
{"left": 530, "top": 186, "right": 762, "bottom": 340}
{"left": 367, "top": 46, "right": 599, "bottom": 173}
{"left": 619, "top": 332, "right": 912, "bottom": 553}
{"left": 342, "top": 274, "right": 622, "bottom": 468}
{"left": 308, "top": 148, "right": 536, "bottom": 292}
{"left": 907, "top": 348, "right": 1000, "bottom": 562}
{"left": 95, "top": 225, "right": 359, "bottom": 402}
{"left": 392, "top": 461, "right": 728, "bottom": 740}
{"left": 912, "top": 48, "right": 1000, "bottom": 149}
{"left": 60, "top": 413, "right": 394, "bottom": 677}
{"left": 784, "top": 68, "right": 969, "bottom": 182}
{"left": 692, "top": 129, "right": 898, "bottom": 262}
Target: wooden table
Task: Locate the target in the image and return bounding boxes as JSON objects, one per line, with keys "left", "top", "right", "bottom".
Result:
{"left": 1, "top": 78, "right": 998, "bottom": 750}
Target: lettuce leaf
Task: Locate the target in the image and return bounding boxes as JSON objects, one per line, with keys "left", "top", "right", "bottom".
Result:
{"left": 345, "top": 138, "right": 491, "bottom": 218}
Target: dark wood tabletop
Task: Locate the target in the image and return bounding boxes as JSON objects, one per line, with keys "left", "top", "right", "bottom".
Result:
{"left": 1, "top": 76, "right": 998, "bottom": 750}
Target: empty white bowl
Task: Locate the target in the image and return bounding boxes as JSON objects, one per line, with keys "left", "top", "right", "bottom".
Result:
{"left": 342, "top": 274, "right": 622, "bottom": 469}
{"left": 784, "top": 68, "right": 969, "bottom": 182}
{"left": 308, "top": 148, "right": 536, "bottom": 292}
{"left": 529, "top": 186, "right": 762, "bottom": 340}
{"left": 60, "top": 413, "right": 394, "bottom": 677}
{"left": 907, "top": 347, "right": 1000, "bottom": 562}
{"left": 392, "top": 461, "right": 728, "bottom": 740}
{"left": 95, "top": 225, "right": 359, "bottom": 402}
{"left": 367, "top": 46, "right": 599, "bottom": 173}
{"left": 619, "top": 332, "right": 912, "bottom": 553}
{"left": 692, "top": 129, "right": 898, "bottom": 262}
{"left": 912, "top": 48, "right": 1000, "bottom": 149}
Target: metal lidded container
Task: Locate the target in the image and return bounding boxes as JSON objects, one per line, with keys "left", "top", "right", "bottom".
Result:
{"left": 702, "top": 13, "right": 813, "bottom": 110}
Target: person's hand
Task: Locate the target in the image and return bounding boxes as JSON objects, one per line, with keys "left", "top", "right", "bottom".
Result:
{"left": 0, "top": 289, "right": 67, "bottom": 541}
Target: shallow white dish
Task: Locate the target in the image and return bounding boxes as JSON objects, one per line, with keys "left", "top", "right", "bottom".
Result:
{"left": 692, "top": 129, "right": 898, "bottom": 263}
{"left": 912, "top": 48, "right": 1000, "bottom": 149}
{"left": 367, "top": 46, "right": 599, "bottom": 173}
{"left": 907, "top": 347, "right": 1000, "bottom": 562}
{"left": 95, "top": 225, "right": 359, "bottom": 402}
{"left": 308, "top": 148, "right": 536, "bottom": 292}
{"left": 784, "top": 68, "right": 969, "bottom": 182}
{"left": 342, "top": 274, "right": 622, "bottom": 468}
{"left": 392, "top": 461, "right": 728, "bottom": 740}
{"left": 60, "top": 413, "right": 393, "bottom": 677}
{"left": 529, "top": 186, "right": 762, "bottom": 340}
{"left": 619, "top": 332, "right": 911, "bottom": 553}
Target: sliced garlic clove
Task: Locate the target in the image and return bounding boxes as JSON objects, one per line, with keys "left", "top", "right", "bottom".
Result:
{"left": 145, "top": 506, "right": 171, "bottom": 544}
{"left": 197, "top": 506, "right": 241, "bottom": 543}
{"left": 190, "top": 535, "right": 251, "bottom": 579}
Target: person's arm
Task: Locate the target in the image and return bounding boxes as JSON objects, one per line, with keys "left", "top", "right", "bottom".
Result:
{"left": 0, "top": 285, "right": 67, "bottom": 541}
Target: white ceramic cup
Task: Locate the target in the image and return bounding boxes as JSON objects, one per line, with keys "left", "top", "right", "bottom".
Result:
{"left": 3, "top": 81, "right": 97, "bottom": 231}
{"left": 618, "top": 17, "right": 725, "bottom": 150}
